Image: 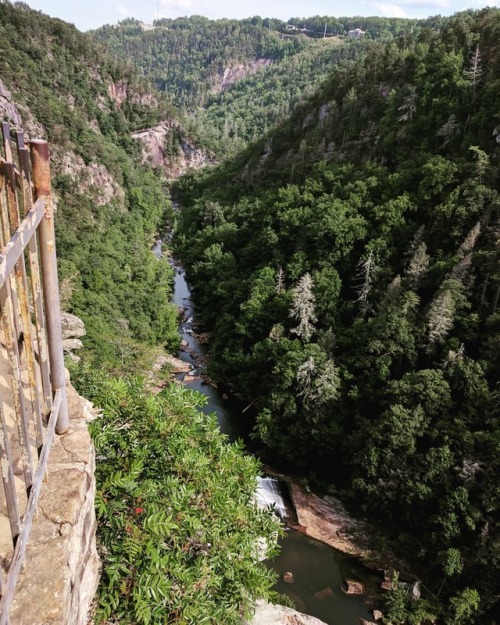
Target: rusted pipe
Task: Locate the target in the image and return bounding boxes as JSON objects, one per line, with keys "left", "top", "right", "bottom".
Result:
{"left": 30, "top": 140, "right": 68, "bottom": 434}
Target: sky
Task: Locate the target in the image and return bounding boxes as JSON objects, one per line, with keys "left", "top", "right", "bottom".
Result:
{"left": 23, "top": 0, "right": 497, "bottom": 31}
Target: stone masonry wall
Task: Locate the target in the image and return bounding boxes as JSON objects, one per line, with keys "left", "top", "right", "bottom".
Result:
{"left": 9, "top": 382, "right": 100, "bottom": 625}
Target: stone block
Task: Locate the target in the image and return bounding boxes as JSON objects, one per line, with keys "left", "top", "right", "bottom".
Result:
{"left": 9, "top": 382, "right": 100, "bottom": 625}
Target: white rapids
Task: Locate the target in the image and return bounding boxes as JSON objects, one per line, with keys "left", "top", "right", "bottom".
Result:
{"left": 255, "top": 476, "right": 288, "bottom": 518}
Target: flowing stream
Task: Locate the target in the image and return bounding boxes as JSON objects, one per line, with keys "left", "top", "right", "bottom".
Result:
{"left": 155, "top": 239, "right": 380, "bottom": 625}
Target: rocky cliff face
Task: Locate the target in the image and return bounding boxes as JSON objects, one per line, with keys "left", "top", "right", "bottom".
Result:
{"left": 0, "top": 79, "right": 44, "bottom": 138}
{"left": 107, "top": 79, "right": 159, "bottom": 109}
{"left": 213, "top": 59, "right": 273, "bottom": 94}
{"left": 132, "top": 122, "right": 212, "bottom": 179}
{"left": 0, "top": 79, "right": 125, "bottom": 207}
{"left": 56, "top": 148, "right": 125, "bottom": 207}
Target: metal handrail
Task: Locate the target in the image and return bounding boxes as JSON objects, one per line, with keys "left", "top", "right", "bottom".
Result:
{"left": 0, "top": 123, "right": 68, "bottom": 624}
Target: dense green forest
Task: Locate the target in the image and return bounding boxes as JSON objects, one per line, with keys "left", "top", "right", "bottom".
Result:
{"left": 286, "top": 14, "right": 446, "bottom": 38}
{"left": 94, "top": 16, "right": 311, "bottom": 110}
{"left": 92, "top": 18, "right": 368, "bottom": 155}
{"left": 175, "top": 8, "right": 500, "bottom": 623}
{"left": 2, "top": 2, "right": 499, "bottom": 623}
{"left": 93, "top": 15, "right": 452, "bottom": 157}
{"left": 186, "top": 38, "right": 360, "bottom": 156}
{"left": 0, "top": 0, "right": 181, "bottom": 370}
{"left": 0, "top": 4, "right": 281, "bottom": 624}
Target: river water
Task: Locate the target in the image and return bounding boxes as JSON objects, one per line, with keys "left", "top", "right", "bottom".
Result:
{"left": 155, "top": 240, "right": 380, "bottom": 625}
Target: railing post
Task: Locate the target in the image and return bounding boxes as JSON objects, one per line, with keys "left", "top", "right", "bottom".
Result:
{"left": 29, "top": 140, "right": 68, "bottom": 435}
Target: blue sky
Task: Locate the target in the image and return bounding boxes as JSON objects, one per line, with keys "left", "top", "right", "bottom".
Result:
{"left": 24, "top": 0, "right": 497, "bottom": 31}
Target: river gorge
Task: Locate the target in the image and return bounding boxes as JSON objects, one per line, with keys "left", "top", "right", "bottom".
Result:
{"left": 154, "top": 237, "right": 383, "bottom": 625}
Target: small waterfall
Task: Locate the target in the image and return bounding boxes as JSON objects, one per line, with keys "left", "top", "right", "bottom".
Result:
{"left": 152, "top": 239, "right": 163, "bottom": 259}
{"left": 256, "top": 477, "right": 288, "bottom": 519}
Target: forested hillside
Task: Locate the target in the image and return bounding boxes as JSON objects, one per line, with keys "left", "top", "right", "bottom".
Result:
{"left": 93, "top": 15, "right": 452, "bottom": 157}
{"left": 175, "top": 8, "right": 500, "bottom": 623}
{"left": 92, "top": 18, "right": 369, "bottom": 155}
{"left": 94, "top": 16, "right": 310, "bottom": 110}
{"left": 0, "top": 5, "right": 282, "bottom": 624}
{"left": 0, "top": 0, "right": 182, "bottom": 370}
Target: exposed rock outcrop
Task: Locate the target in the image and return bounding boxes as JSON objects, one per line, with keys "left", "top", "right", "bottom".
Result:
{"left": 248, "top": 600, "right": 328, "bottom": 625}
{"left": 212, "top": 59, "right": 273, "bottom": 93}
{"left": 107, "top": 80, "right": 159, "bottom": 109}
{"left": 0, "top": 79, "right": 44, "bottom": 138}
{"left": 289, "top": 482, "right": 364, "bottom": 556}
{"left": 61, "top": 312, "right": 86, "bottom": 341}
{"left": 56, "top": 149, "right": 125, "bottom": 206}
{"left": 158, "top": 354, "right": 191, "bottom": 374}
{"left": 61, "top": 312, "right": 86, "bottom": 362}
{"left": 132, "top": 122, "right": 175, "bottom": 168}
{"left": 132, "top": 122, "right": 212, "bottom": 179}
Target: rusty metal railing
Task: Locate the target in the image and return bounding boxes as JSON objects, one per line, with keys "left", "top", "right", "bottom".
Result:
{"left": 0, "top": 123, "right": 68, "bottom": 625}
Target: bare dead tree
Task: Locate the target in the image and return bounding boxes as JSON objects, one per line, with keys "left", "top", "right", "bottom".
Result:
{"left": 406, "top": 242, "right": 430, "bottom": 288}
{"left": 290, "top": 273, "right": 317, "bottom": 341}
{"left": 427, "top": 289, "right": 456, "bottom": 345}
{"left": 437, "top": 114, "right": 460, "bottom": 145}
{"left": 356, "top": 250, "right": 377, "bottom": 316}
{"left": 275, "top": 266, "right": 285, "bottom": 293}
{"left": 464, "top": 43, "right": 482, "bottom": 108}
{"left": 398, "top": 85, "right": 418, "bottom": 123}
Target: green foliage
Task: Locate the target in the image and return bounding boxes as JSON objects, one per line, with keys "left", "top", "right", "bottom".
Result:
{"left": 78, "top": 374, "right": 281, "bottom": 625}
{"left": 174, "top": 8, "right": 500, "bottom": 621}
{"left": 448, "top": 588, "right": 481, "bottom": 624}
{"left": 383, "top": 573, "right": 436, "bottom": 625}
{"left": 0, "top": 1, "right": 181, "bottom": 373}
{"left": 54, "top": 166, "right": 180, "bottom": 372}
{"left": 92, "top": 16, "right": 406, "bottom": 157}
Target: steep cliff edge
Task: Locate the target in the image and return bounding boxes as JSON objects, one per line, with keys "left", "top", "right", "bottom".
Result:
{"left": 132, "top": 121, "right": 212, "bottom": 179}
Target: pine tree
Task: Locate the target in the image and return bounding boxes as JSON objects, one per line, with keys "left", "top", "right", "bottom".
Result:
{"left": 313, "top": 359, "right": 340, "bottom": 403}
{"left": 437, "top": 114, "right": 460, "bottom": 145}
{"left": 469, "top": 146, "right": 489, "bottom": 183}
{"left": 458, "top": 222, "right": 481, "bottom": 258}
{"left": 398, "top": 85, "right": 418, "bottom": 123}
{"left": 275, "top": 266, "right": 285, "bottom": 293}
{"left": 296, "top": 356, "right": 316, "bottom": 402}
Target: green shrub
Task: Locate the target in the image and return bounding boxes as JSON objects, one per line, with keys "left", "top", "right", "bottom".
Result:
{"left": 84, "top": 375, "right": 281, "bottom": 625}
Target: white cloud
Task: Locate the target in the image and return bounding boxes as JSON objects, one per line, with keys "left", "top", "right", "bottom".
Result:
{"left": 396, "top": 0, "right": 451, "bottom": 6}
{"left": 373, "top": 2, "right": 408, "bottom": 16}
{"left": 371, "top": 0, "right": 454, "bottom": 14}
{"left": 117, "top": 4, "right": 131, "bottom": 17}
{"left": 158, "top": 0, "right": 204, "bottom": 18}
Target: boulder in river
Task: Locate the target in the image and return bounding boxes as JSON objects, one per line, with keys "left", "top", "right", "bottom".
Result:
{"left": 313, "top": 587, "right": 335, "bottom": 601}
{"left": 359, "top": 620, "right": 378, "bottom": 625}
{"left": 289, "top": 482, "right": 364, "bottom": 556}
{"left": 161, "top": 355, "right": 191, "bottom": 374}
{"left": 373, "top": 610, "right": 384, "bottom": 621}
{"left": 283, "top": 572, "right": 294, "bottom": 584}
{"left": 342, "top": 579, "right": 365, "bottom": 595}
